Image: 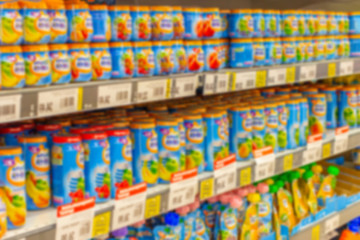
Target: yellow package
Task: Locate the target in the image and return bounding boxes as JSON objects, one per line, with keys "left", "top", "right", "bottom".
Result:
{"left": 276, "top": 180, "right": 297, "bottom": 229}
{"left": 317, "top": 166, "right": 340, "bottom": 205}
{"left": 289, "top": 171, "right": 308, "bottom": 219}
{"left": 302, "top": 171, "right": 318, "bottom": 215}
{"left": 241, "top": 193, "right": 259, "bottom": 240}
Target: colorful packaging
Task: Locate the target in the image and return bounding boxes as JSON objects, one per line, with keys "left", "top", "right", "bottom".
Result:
{"left": 151, "top": 6, "right": 173, "bottom": 40}
{"left": 22, "top": 45, "right": 51, "bottom": 87}
{"left": 46, "top": 2, "right": 67, "bottom": 43}
{"left": 133, "top": 41, "right": 155, "bottom": 77}
{"left": 281, "top": 37, "right": 296, "bottom": 64}
{"left": 349, "top": 12, "right": 360, "bottom": 34}
{"left": 241, "top": 193, "right": 259, "bottom": 240}
{"left": 0, "top": 126, "right": 23, "bottom": 146}
{"left": 202, "top": 8, "right": 221, "bottom": 39}
{"left": 109, "top": 6, "right": 132, "bottom": 41}
{"left": 172, "top": 6, "right": 185, "bottom": 39}
{"left": 152, "top": 41, "right": 174, "bottom": 75}
{"left": 203, "top": 39, "right": 221, "bottom": 71}
{"left": 81, "top": 132, "right": 110, "bottom": 203}
{"left": 277, "top": 101, "right": 288, "bottom": 152}
{"left": 253, "top": 38, "right": 266, "bottom": 66}
{"left": 264, "top": 38, "right": 278, "bottom": 66}
{"left": 302, "top": 170, "right": 318, "bottom": 215}
{"left": 68, "top": 43, "right": 92, "bottom": 82}
{"left": 286, "top": 99, "right": 300, "bottom": 149}
{"left": 298, "top": 11, "right": 306, "bottom": 36}
{"left": 335, "top": 36, "right": 344, "bottom": 58}
{"left": 49, "top": 44, "right": 71, "bottom": 85}
{"left": 230, "top": 39, "right": 253, "bottom": 68}
{"left": 305, "top": 10, "right": 316, "bottom": 36}
{"left": 313, "top": 36, "right": 326, "bottom": 60}
{"left": 219, "top": 39, "right": 229, "bottom": 68}
{"left": 110, "top": 42, "right": 134, "bottom": 78}
{"left": 264, "top": 10, "right": 278, "bottom": 37}
{"left": 0, "top": 147, "right": 26, "bottom": 229}
{"left": 257, "top": 183, "right": 272, "bottom": 237}
{"left": 90, "top": 42, "right": 112, "bottom": 80}
{"left": 90, "top": 5, "right": 111, "bottom": 42}
{"left": 289, "top": 171, "right": 308, "bottom": 219}
{"left": 251, "top": 105, "right": 266, "bottom": 150}
{"left": 308, "top": 94, "right": 327, "bottom": 137}
{"left": 339, "top": 12, "right": 349, "bottom": 34}
{"left": 304, "top": 36, "right": 314, "bottom": 61}
{"left": 66, "top": 3, "right": 93, "bottom": 43}
{"left": 229, "top": 9, "right": 253, "bottom": 38}
{"left": 220, "top": 10, "right": 230, "bottom": 38}
{"left": 264, "top": 103, "right": 278, "bottom": 152}
{"left": 184, "top": 40, "right": 204, "bottom": 73}
{"left": 130, "top": 6, "right": 151, "bottom": 41}
{"left": 296, "top": 37, "right": 306, "bottom": 62}
{"left": 325, "top": 37, "right": 336, "bottom": 60}
{"left": 317, "top": 166, "right": 339, "bottom": 206}
{"left": 252, "top": 9, "right": 265, "bottom": 37}
{"left": 350, "top": 35, "right": 360, "bottom": 57}
{"left": 106, "top": 128, "right": 132, "bottom": 198}
{"left": 0, "top": 2, "right": 23, "bottom": 45}
{"left": 316, "top": 11, "right": 327, "bottom": 35}
{"left": 281, "top": 10, "right": 298, "bottom": 36}
{"left": 131, "top": 122, "right": 158, "bottom": 187}
{"left": 276, "top": 180, "right": 296, "bottom": 229}
{"left": 172, "top": 40, "right": 187, "bottom": 73}
{"left": 36, "top": 124, "right": 62, "bottom": 148}
{"left": 339, "top": 87, "right": 358, "bottom": 128}
{"left": 19, "top": 136, "right": 50, "bottom": 210}
{"left": 299, "top": 98, "right": 309, "bottom": 147}
{"left": 183, "top": 8, "right": 203, "bottom": 39}
{"left": 0, "top": 46, "right": 25, "bottom": 89}
{"left": 320, "top": 87, "right": 338, "bottom": 129}
{"left": 327, "top": 12, "right": 338, "bottom": 35}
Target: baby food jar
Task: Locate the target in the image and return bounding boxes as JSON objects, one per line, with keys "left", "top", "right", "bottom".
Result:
{"left": 0, "top": 46, "right": 25, "bottom": 89}
{"left": 316, "top": 11, "right": 327, "bottom": 35}
{"left": 308, "top": 94, "right": 327, "bottom": 137}
{"left": 281, "top": 37, "right": 296, "bottom": 64}
{"left": 305, "top": 10, "right": 316, "bottom": 36}
{"left": 220, "top": 9, "right": 230, "bottom": 38}
{"left": 22, "top": 45, "right": 51, "bottom": 87}
{"left": 253, "top": 38, "right": 266, "bottom": 66}
{"left": 110, "top": 42, "right": 134, "bottom": 78}
{"left": 49, "top": 44, "right": 71, "bottom": 85}
{"left": 109, "top": 6, "right": 132, "bottom": 41}
{"left": 46, "top": 1, "right": 67, "bottom": 43}
{"left": 150, "top": 6, "right": 173, "bottom": 40}
{"left": 230, "top": 38, "right": 253, "bottom": 68}
{"left": 282, "top": 10, "right": 298, "bottom": 37}
{"left": 90, "top": 4, "right": 111, "bottom": 42}
{"left": 327, "top": 11, "right": 338, "bottom": 35}
{"left": 0, "top": 2, "right": 23, "bottom": 45}
{"left": 90, "top": 42, "right": 112, "bottom": 80}
{"left": 130, "top": 6, "right": 151, "bottom": 41}
{"left": 252, "top": 9, "right": 264, "bottom": 37}
{"left": 349, "top": 12, "right": 360, "bottom": 34}
{"left": 264, "top": 38, "right": 280, "bottom": 66}
{"left": 172, "top": 6, "right": 184, "bottom": 39}
{"left": 203, "top": 39, "right": 221, "bottom": 71}
{"left": 338, "top": 12, "right": 349, "bottom": 34}
{"left": 325, "top": 36, "right": 336, "bottom": 60}
{"left": 133, "top": 41, "right": 155, "bottom": 77}
{"left": 183, "top": 8, "right": 203, "bottom": 39}
{"left": 152, "top": 41, "right": 174, "bottom": 75}
{"left": 264, "top": 10, "right": 278, "bottom": 37}
{"left": 298, "top": 10, "right": 306, "bottom": 36}
{"left": 295, "top": 37, "right": 306, "bottom": 63}
{"left": 68, "top": 43, "right": 92, "bottom": 82}
{"left": 66, "top": 2, "right": 93, "bottom": 43}
{"left": 202, "top": 8, "right": 221, "bottom": 39}
{"left": 350, "top": 35, "right": 360, "bottom": 57}
{"left": 229, "top": 9, "right": 253, "bottom": 38}
{"left": 20, "top": 1, "right": 50, "bottom": 44}
{"left": 313, "top": 36, "right": 326, "bottom": 60}
{"left": 0, "top": 126, "right": 23, "bottom": 146}
{"left": 172, "top": 40, "right": 187, "bottom": 73}
{"left": 184, "top": 40, "right": 204, "bottom": 73}
{"left": 303, "top": 36, "right": 314, "bottom": 62}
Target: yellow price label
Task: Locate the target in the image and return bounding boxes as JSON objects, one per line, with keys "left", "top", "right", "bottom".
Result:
{"left": 226, "top": 72, "right": 232, "bottom": 92}
{"left": 283, "top": 154, "right": 293, "bottom": 172}
{"left": 286, "top": 67, "right": 296, "bottom": 83}
{"left": 77, "top": 87, "right": 83, "bottom": 111}
{"left": 328, "top": 63, "right": 336, "bottom": 77}
{"left": 240, "top": 167, "right": 252, "bottom": 187}
{"left": 145, "top": 195, "right": 161, "bottom": 219}
{"left": 166, "top": 79, "right": 172, "bottom": 99}
{"left": 92, "top": 211, "right": 111, "bottom": 237}
{"left": 256, "top": 70, "right": 267, "bottom": 88}
{"left": 200, "top": 178, "right": 214, "bottom": 201}
{"left": 312, "top": 225, "right": 320, "bottom": 240}
{"left": 230, "top": 72, "right": 236, "bottom": 90}
{"left": 322, "top": 143, "right": 331, "bottom": 159}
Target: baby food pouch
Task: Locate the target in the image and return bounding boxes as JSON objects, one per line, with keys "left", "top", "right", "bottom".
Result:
{"left": 281, "top": 37, "right": 296, "bottom": 64}
{"left": 0, "top": 126, "right": 23, "bottom": 146}
{"left": 264, "top": 10, "right": 278, "bottom": 37}
{"left": 66, "top": 3, "right": 93, "bottom": 43}
{"left": 264, "top": 103, "right": 278, "bottom": 152}
{"left": 195, "top": 205, "right": 210, "bottom": 240}
{"left": 110, "top": 42, "right": 134, "bottom": 78}
{"left": 289, "top": 171, "right": 308, "bottom": 219}
{"left": 130, "top": 6, "right": 151, "bottom": 41}
{"left": 303, "top": 36, "right": 314, "bottom": 61}
{"left": 302, "top": 170, "right": 318, "bottom": 215}
{"left": 325, "top": 37, "right": 336, "bottom": 60}
{"left": 251, "top": 105, "right": 266, "bottom": 151}
{"left": 109, "top": 6, "right": 132, "bottom": 41}
{"left": 202, "top": 8, "right": 221, "bottom": 39}
{"left": 68, "top": 43, "right": 92, "bottom": 82}
{"left": 257, "top": 183, "right": 272, "bottom": 237}
{"left": 90, "top": 5, "right": 111, "bottom": 42}
{"left": 296, "top": 37, "right": 305, "bottom": 62}
{"left": 308, "top": 94, "right": 327, "bottom": 137}
{"left": 49, "top": 44, "right": 71, "bottom": 84}
{"left": 176, "top": 206, "right": 194, "bottom": 240}
{"left": 219, "top": 198, "right": 241, "bottom": 240}
{"left": 151, "top": 6, "right": 173, "bottom": 40}
{"left": 286, "top": 99, "right": 300, "bottom": 149}
{"left": 313, "top": 36, "right": 325, "bottom": 60}
{"left": 201, "top": 198, "right": 218, "bottom": 239}
{"left": 277, "top": 101, "right": 288, "bottom": 152}
{"left": 183, "top": 8, "right": 203, "bottom": 39}
{"left": 0, "top": 2, "right": 23, "bottom": 45}
{"left": 133, "top": 41, "right": 155, "bottom": 77}
{"left": 46, "top": 1, "right": 67, "bottom": 44}
{"left": 0, "top": 194, "right": 6, "bottom": 238}
{"left": 276, "top": 180, "right": 296, "bottom": 230}
{"left": 315, "top": 11, "right": 327, "bottom": 35}
{"left": 317, "top": 166, "right": 339, "bottom": 206}
{"left": 298, "top": 11, "right": 306, "bottom": 36}
{"left": 90, "top": 42, "right": 112, "bottom": 80}
{"left": 0, "top": 46, "right": 25, "bottom": 89}
{"left": 339, "top": 87, "right": 358, "bottom": 128}
{"left": 172, "top": 6, "right": 185, "bottom": 39}
{"left": 184, "top": 40, "right": 204, "bottom": 73}
{"left": 241, "top": 193, "right": 259, "bottom": 240}
{"left": 152, "top": 41, "right": 174, "bottom": 75}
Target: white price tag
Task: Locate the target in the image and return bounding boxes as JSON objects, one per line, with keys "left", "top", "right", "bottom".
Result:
{"left": 303, "top": 134, "right": 323, "bottom": 164}
{"left": 97, "top": 83, "right": 132, "bottom": 108}
{"left": 340, "top": 60, "right": 354, "bottom": 76}
{"left": 254, "top": 147, "right": 275, "bottom": 181}
{"left": 203, "top": 73, "right": 216, "bottom": 95}
{"left": 38, "top": 88, "right": 79, "bottom": 117}
{"left": 0, "top": 95, "right": 21, "bottom": 123}
{"left": 268, "top": 68, "right": 286, "bottom": 86}
{"left": 173, "top": 75, "right": 197, "bottom": 98}
{"left": 334, "top": 126, "right": 349, "bottom": 154}
{"left": 299, "top": 65, "right": 317, "bottom": 82}
{"left": 324, "top": 214, "right": 340, "bottom": 234}
{"left": 56, "top": 198, "right": 95, "bottom": 240}
{"left": 112, "top": 183, "right": 147, "bottom": 230}
{"left": 215, "top": 73, "right": 229, "bottom": 93}
{"left": 168, "top": 169, "right": 198, "bottom": 210}
{"left": 136, "top": 79, "right": 168, "bottom": 102}
{"left": 214, "top": 155, "right": 236, "bottom": 195}
{"left": 233, "top": 71, "right": 256, "bottom": 90}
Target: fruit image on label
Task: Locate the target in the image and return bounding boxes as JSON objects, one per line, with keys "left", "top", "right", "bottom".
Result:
{"left": 48, "top": 10, "right": 67, "bottom": 43}
{"left": 187, "top": 47, "right": 204, "bottom": 72}
{"left": 151, "top": 13, "right": 173, "bottom": 39}
{"left": 91, "top": 49, "right": 112, "bottom": 80}
{"left": 135, "top": 49, "right": 154, "bottom": 76}
{"left": 122, "top": 49, "right": 134, "bottom": 76}
{"left": 1, "top": 9, "right": 23, "bottom": 45}
{"left": 135, "top": 15, "right": 151, "bottom": 40}
{"left": 203, "top": 13, "right": 221, "bottom": 38}
{"left": 1, "top": 53, "right": 25, "bottom": 89}
{"left": 24, "top": 52, "right": 51, "bottom": 86}
{"left": 69, "top": 10, "right": 93, "bottom": 42}
{"left": 50, "top": 51, "right": 71, "bottom": 84}
{"left": 23, "top": 9, "right": 50, "bottom": 44}
{"left": 173, "top": 12, "right": 184, "bottom": 38}
{"left": 239, "top": 15, "right": 254, "bottom": 36}
{"left": 114, "top": 13, "right": 132, "bottom": 40}
{"left": 69, "top": 49, "right": 92, "bottom": 81}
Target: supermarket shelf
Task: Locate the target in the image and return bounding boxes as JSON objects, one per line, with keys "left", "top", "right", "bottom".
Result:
{"left": 3, "top": 127, "right": 360, "bottom": 240}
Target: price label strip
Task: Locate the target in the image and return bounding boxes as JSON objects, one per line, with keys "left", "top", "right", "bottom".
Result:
{"left": 339, "top": 60, "right": 354, "bottom": 76}
{"left": 200, "top": 178, "right": 214, "bottom": 201}
{"left": 239, "top": 167, "right": 252, "bottom": 187}
{"left": 214, "top": 154, "right": 236, "bottom": 195}
{"left": 324, "top": 214, "right": 340, "bottom": 234}
{"left": 299, "top": 65, "right": 316, "bottom": 82}
{"left": 334, "top": 126, "right": 349, "bottom": 155}
{"left": 173, "top": 75, "right": 197, "bottom": 98}
{"left": 0, "top": 94, "right": 21, "bottom": 123}
{"left": 233, "top": 71, "right": 256, "bottom": 90}
{"left": 203, "top": 73, "right": 216, "bottom": 95}
{"left": 215, "top": 73, "right": 230, "bottom": 93}
{"left": 286, "top": 67, "right": 296, "bottom": 83}
{"left": 135, "top": 79, "right": 168, "bottom": 102}
{"left": 112, "top": 183, "right": 147, "bottom": 230}
{"left": 168, "top": 169, "right": 198, "bottom": 210}
{"left": 97, "top": 83, "right": 132, "bottom": 108}
{"left": 267, "top": 68, "right": 286, "bottom": 86}
{"left": 254, "top": 147, "right": 275, "bottom": 181}
{"left": 303, "top": 134, "right": 323, "bottom": 165}
{"left": 38, "top": 88, "right": 79, "bottom": 117}
{"left": 55, "top": 197, "right": 95, "bottom": 240}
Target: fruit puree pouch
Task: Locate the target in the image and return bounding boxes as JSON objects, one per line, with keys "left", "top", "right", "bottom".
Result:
{"left": 0, "top": 46, "right": 25, "bottom": 89}
{"left": 183, "top": 8, "right": 203, "bottom": 40}
{"left": 81, "top": 132, "right": 110, "bottom": 203}
{"left": 257, "top": 183, "right": 272, "bottom": 237}
{"left": 172, "top": 6, "right": 185, "bottom": 40}
{"left": 68, "top": 43, "right": 92, "bottom": 82}
{"left": 298, "top": 11, "right": 306, "bottom": 36}
{"left": 133, "top": 41, "right": 155, "bottom": 77}
{"left": 184, "top": 40, "right": 204, "bottom": 73}
{"left": 46, "top": 1, "right": 67, "bottom": 44}
{"left": 90, "top": 5, "right": 111, "bottom": 42}
{"left": 282, "top": 10, "right": 298, "bottom": 36}
{"left": 66, "top": 3, "right": 93, "bottom": 43}
{"left": 339, "top": 87, "right": 358, "bottom": 128}
{"left": 264, "top": 10, "right": 278, "bottom": 37}
{"left": 202, "top": 198, "right": 218, "bottom": 239}
{"left": 277, "top": 101, "right": 288, "bottom": 152}
{"left": 308, "top": 94, "right": 327, "bottom": 137}
{"left": 106, "top": 128, "right": 132, "bottom": 198}
{"left": 229, "top": 9, "right": 253, "bottom": 38}
{"left": 281, "top": 37, "right": 296, "bottom": 64}
{"left": 252, "top": 9, "right": 264, "bottom": 37}
{"left": 276, "top": 181, "right": 296, "bottom": 229}
{"left": 152, "top": 41, "right": 175, "bottom": 75}
{"left": 302, "top": 170, "right": 318, "bottom": 215}
{"left": 320, "top": 87, "right": 338, "bottom": 129}
{"left": 110, "top": 42, "right": 134, "bottom": 78}
{"left": 251, "top": 105, "right": 266, "bottom": 151}
{"left": 313, "top": 36, "right": 326, "bottom": 60}
{"left": 241, "top": 193, "right": 259, "bottom": 240}
{"left": 230, "top": 38, "right": 253, "bottom": 68}
{"left": 286, "top": 99, "right": 300, "bottom": 149}
{"left": 299, "top": 98, "right": 309, "bottom": 147}
{"left": 90, "top": 42, "right": 112, "bottom": 80}
{"left": 153, "top": 225, "right": 183, "bottom": 240}
{"left": 131, "top": 122, "right": 158, "bottom": 187}
{"left": 229, "top": 106, "right": 253, "bottom": 161}
{"left": 156, "top": 119, "right": 181, "bottom": 184}
{"left": 325, "top": 37, "right": 336, "bottom": 60}
{"left": 176, "top": 206, "right": 194, "bottom": 240}
{"left": 219, "top": 199, "right": 241, "bottom": 240}
{"left": 0, "top": 2, "right": 23, "bottom": 45}
{"left": 49, "top": 44, "right": 71, "bottom": 85}
{"left": 131, "top": 6, "right": 151, "bottom": 41}
{"left": 253, "top": 38, "right": 266, "bottom": 66}
{"left": 220, "top": 10, "right": 230, "bottom": 38}
{"left": 317, "top": 166, "right": 339, "bottom": 206}
{"left": 172, "top": 40, "right": 187, "bottom": 73}
{"left": 151, "top": 6, "right": 173, "bottom": 40}
{"left": 195, "top": 206, "right": 210, "bottom": 240}
{"left": 289, "top": 171, "right": 308, "bottom": 219}
{"left": 0, "top": 146, "right": 26, "bottom": 229}
{"left": 303, "top": 36, "right": 314, "bottom": 61}
{"left": 202, "top": 8, "right": 221, "bottom": 39}
{"left": 182, "top": 114, "right": 205, "bottom": 173}
{"left": 203, "top": 39, "right": 221, "bottom": 71}
{"left": 109, "top": 6, "right": 132, "bottom": 41}
{"left": 264, "top": 103, "right": 278, "bottom": 153}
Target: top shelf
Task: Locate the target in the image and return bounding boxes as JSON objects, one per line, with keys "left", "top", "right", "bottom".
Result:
{"left": 1, "top": 58, "right": 359, "bottom": 124}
